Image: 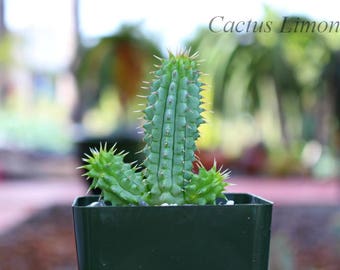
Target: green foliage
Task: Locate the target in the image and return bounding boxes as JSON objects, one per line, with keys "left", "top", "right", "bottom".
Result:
{"left": 82, "top": 50, "right": 230, "bottom": 206}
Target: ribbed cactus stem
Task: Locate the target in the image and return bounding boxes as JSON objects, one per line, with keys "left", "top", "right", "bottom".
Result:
{"left": 81, "top": 144, "right": 145, "bottom": 206}
{"left": 184, "top": 163, "right": 230, "bottom": 205}
{"left": 142, "top": 50, "right": 205, "bottom": 205}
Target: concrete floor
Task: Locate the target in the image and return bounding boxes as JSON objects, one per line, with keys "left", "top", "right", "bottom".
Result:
{"left": 0, "top": 177, "right": 86, "bottom": 234}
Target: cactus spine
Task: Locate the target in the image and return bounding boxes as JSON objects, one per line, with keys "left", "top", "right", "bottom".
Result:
{"left": 81, "top": 50, "right": 229, "bottom": 206}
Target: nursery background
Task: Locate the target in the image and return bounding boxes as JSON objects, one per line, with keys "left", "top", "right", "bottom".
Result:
{"left": 0, "top": 0, "right": 339, "bottom": 269}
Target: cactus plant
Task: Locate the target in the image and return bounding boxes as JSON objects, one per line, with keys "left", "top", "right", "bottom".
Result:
{"left": 81, "top": 49, "right": 230, "bottom": 206}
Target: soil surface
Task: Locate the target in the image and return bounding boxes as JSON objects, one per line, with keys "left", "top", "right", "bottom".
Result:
{"left": 0, "top": 204, "right": 339, "bottom": 270}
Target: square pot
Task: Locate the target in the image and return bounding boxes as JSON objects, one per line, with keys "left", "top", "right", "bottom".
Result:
{"left": 73, "top": 193, "right": 273, "bottom": 270}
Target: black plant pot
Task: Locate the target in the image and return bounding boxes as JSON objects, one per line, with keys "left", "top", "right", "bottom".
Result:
{"left": 72, "top": 193, "right": 273, "bottom": 270}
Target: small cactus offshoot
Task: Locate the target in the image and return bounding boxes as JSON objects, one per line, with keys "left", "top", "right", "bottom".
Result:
{"left": 82, "top": 145, "right": 146, "bottom": 206}
{"left": 81, "top": 49, "right": 230, "bottom": 206}
{"left": 184, "top": 162, "right": 230, "bottom": 205}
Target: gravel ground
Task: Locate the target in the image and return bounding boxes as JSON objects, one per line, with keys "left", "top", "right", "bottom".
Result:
{"left": 0, "top": 205, "right": 339, "bottom": 270}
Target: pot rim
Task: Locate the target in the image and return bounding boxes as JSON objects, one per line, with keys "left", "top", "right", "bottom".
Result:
{"left": 72, "top": 193, "right": 273, "bottom": 208}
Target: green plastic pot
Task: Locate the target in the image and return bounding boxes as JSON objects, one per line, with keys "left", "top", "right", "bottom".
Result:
{"left": 72, "top": 193, "right": 273, "bottom": 270}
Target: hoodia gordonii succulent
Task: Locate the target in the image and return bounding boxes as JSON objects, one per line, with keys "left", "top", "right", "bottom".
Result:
{"left": 82, "top": 145, "right": 146, "bottom": 205}
{"left": 81, "top": 49, "right": 230, "bottom": 206}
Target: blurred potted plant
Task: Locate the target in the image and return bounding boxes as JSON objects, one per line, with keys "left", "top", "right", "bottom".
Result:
{"left": 72, "top": 50, "right": 273, "bottom": 270}
{"left": 188, "top": 14, "right": 334, "bottom": 176}
{"left": 73, "top": 25, "right": 161, "bottom": 192}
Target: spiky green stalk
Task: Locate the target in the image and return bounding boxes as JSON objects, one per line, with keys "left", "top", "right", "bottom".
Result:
{"left": 184, "top": 164, "right": 230, "bottom": 205}
{"left": 81, "top": 145, "right": 145, "bottom": 206}
{"left": 142, "top": 51, "right": 204, "bottom": 205}
{"left": 81, "top": 50, "right": 230, "bottom": 206}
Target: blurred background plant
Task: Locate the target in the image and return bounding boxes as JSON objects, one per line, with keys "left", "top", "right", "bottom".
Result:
{"left": 0, "top": 0, "right": 339, "bottom": 179}
{"left": 187, "top": 9, "right": 340, "bottom": 177}
{"left": 0, "top": 0, "right": 73, "bottom": 156}
{"left": 72, "top": 24, "right": 161, "bottom": 134}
